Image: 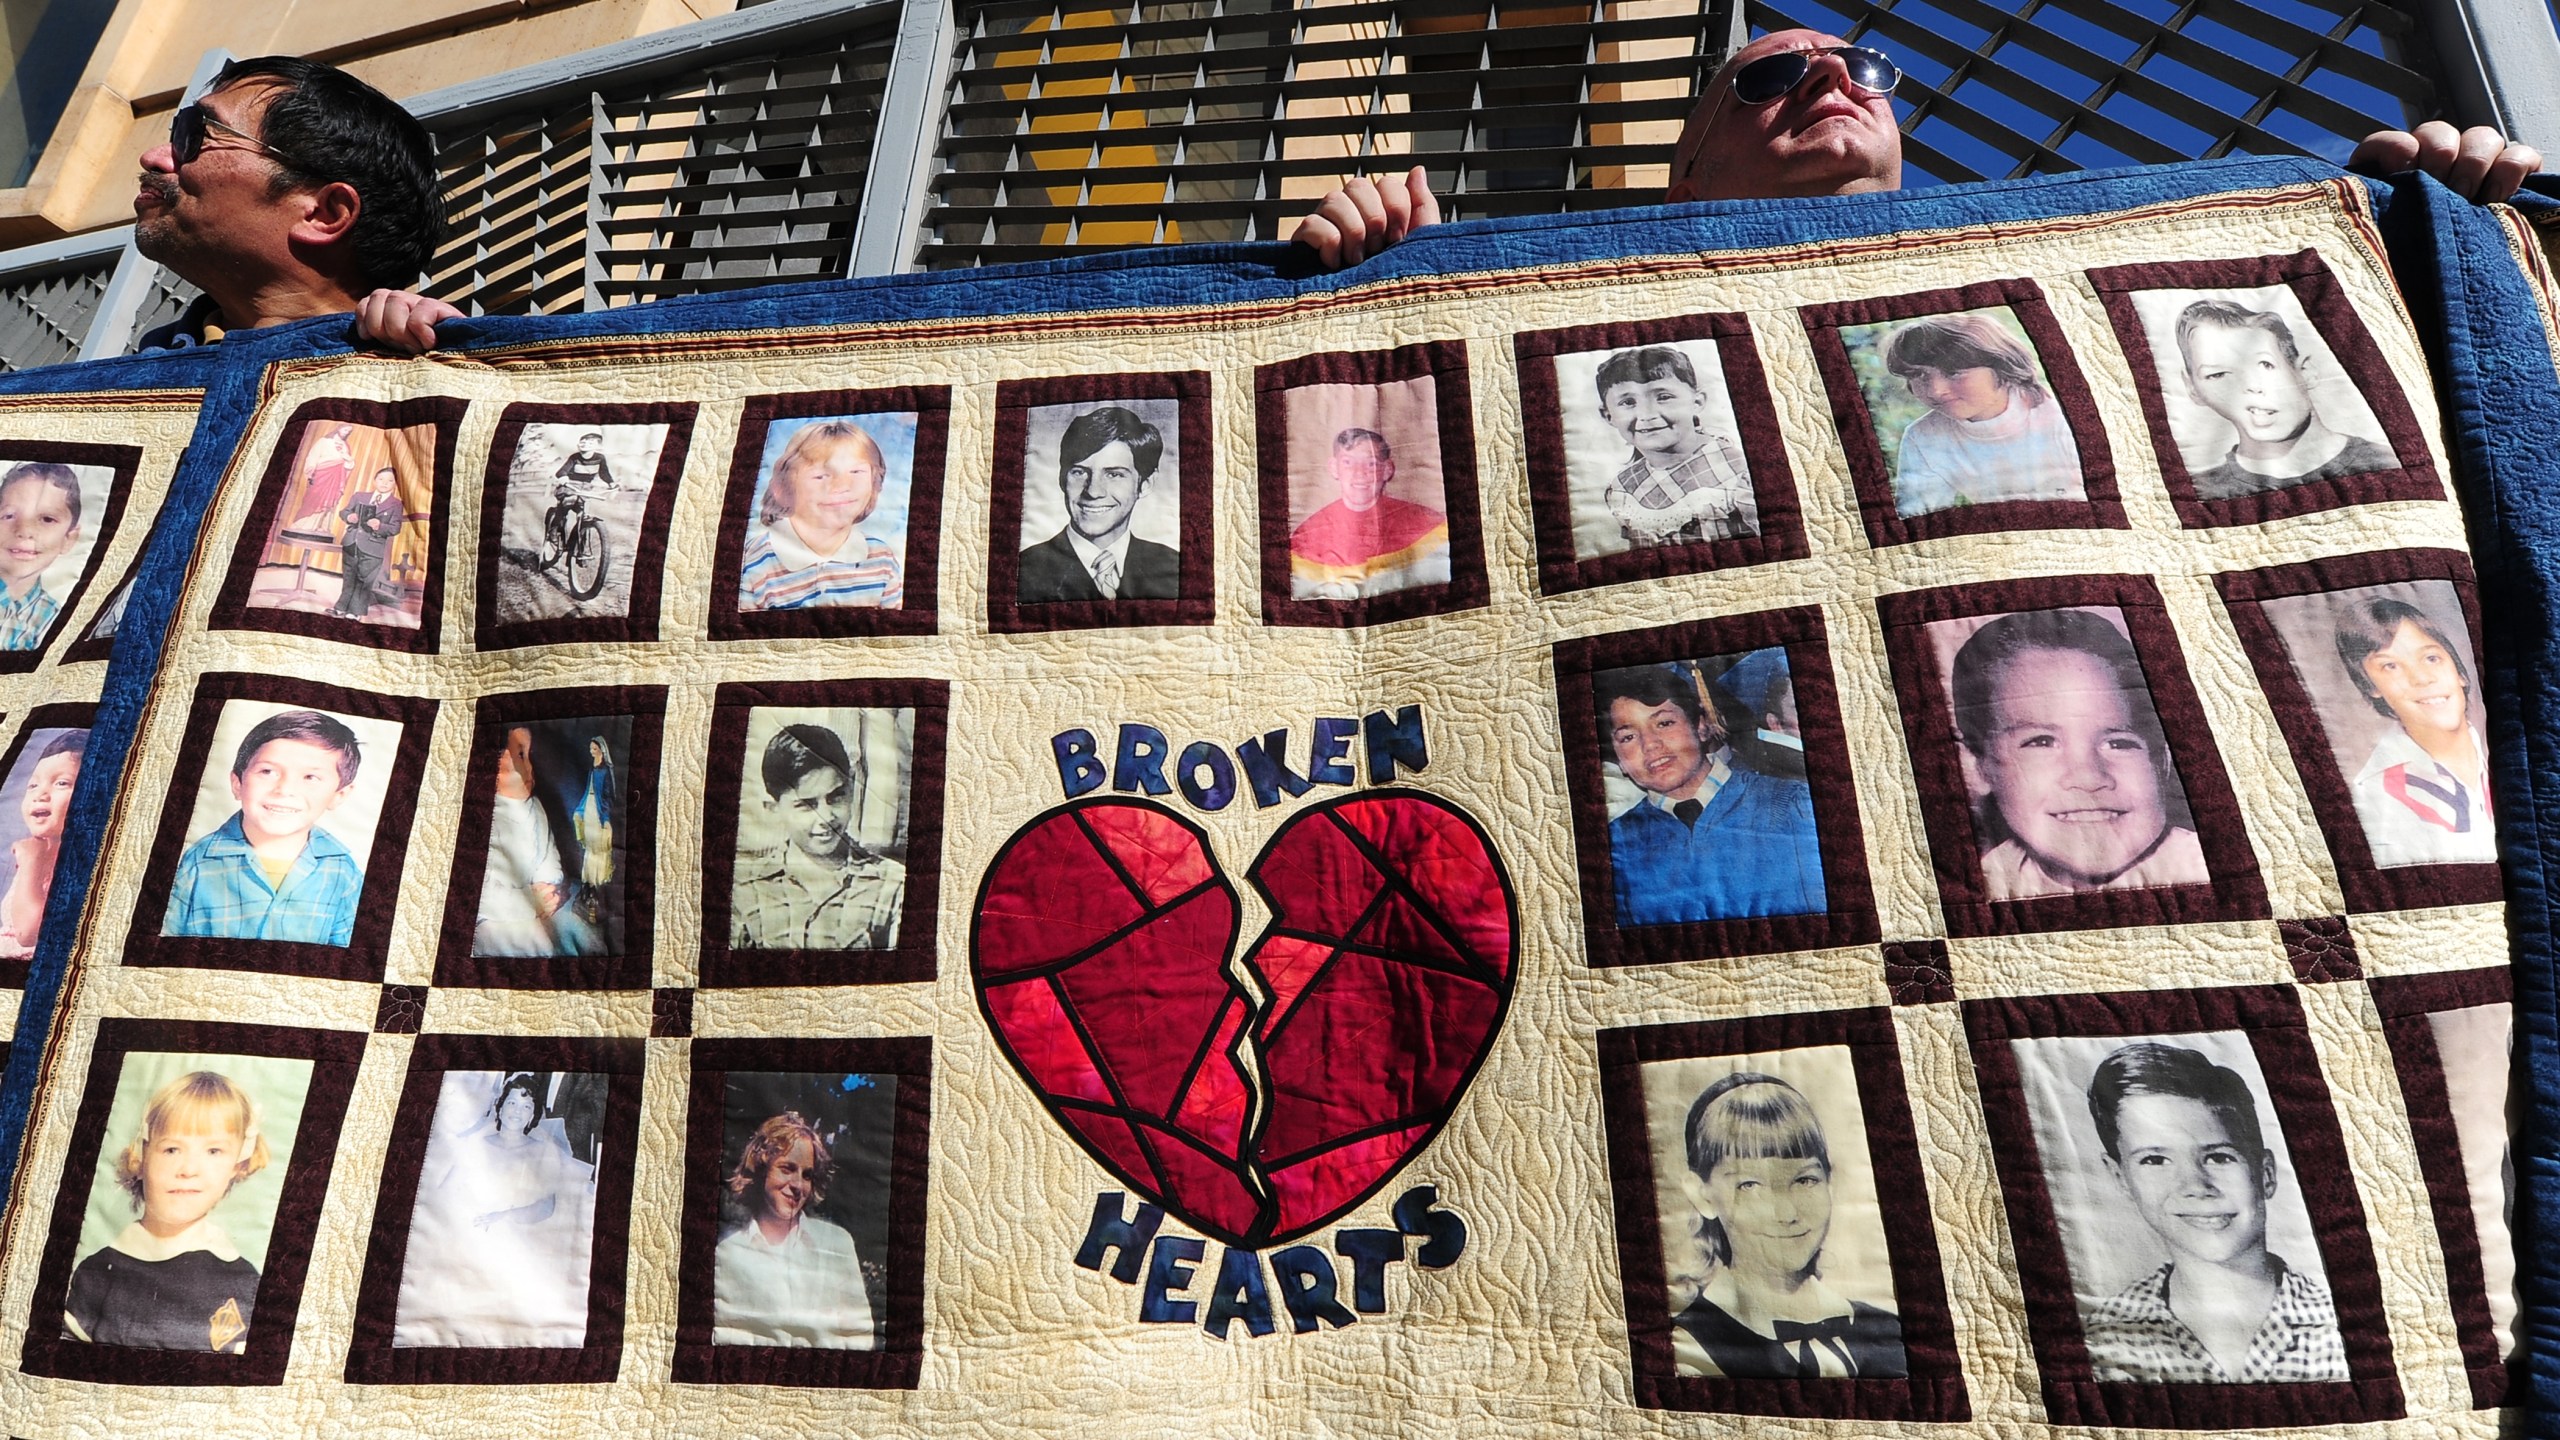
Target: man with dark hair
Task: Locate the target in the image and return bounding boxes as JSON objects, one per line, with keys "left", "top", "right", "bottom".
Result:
{"left": 134, "top": 56, "right": 444, "bottom": 348}
{"left": 1596, "top": 657, "right": 1825, "bottom": 926}
{"left": 1018, "top": 405, "right": 1181, "bottom": 604}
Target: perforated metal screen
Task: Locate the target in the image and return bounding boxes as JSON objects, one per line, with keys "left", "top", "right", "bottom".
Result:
{"left": 914, "top": 0, "right": 2448, "bottom": 266}
{"left": 426, "top": 17, "right": 899, "bottom": 316}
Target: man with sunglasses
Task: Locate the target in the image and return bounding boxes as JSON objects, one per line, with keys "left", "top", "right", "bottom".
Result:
{"left": 1292, "top": 28, "right": 2542, "bottom": 267}
{"left": 133, "top": 57, "right": 442, "bottom": 350}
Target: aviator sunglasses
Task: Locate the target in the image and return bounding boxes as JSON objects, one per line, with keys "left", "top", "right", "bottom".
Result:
{"left": 168, "top": 102, "right": 303, "bottom": 169}
{"left": 1727, "top": 45, "right": 1901, "bottom": 106}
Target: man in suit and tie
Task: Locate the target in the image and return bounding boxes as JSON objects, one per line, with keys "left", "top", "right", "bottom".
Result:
{"left": 1018, "top": 405, "right": 1181, "bottom": 604}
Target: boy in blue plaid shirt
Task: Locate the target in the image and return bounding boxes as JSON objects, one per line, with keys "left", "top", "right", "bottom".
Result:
{"left": 0, "top": 462, "right": 83, "bottom": 652}
{"left": 162, "top": 710, "right": 367, "bottom": 945}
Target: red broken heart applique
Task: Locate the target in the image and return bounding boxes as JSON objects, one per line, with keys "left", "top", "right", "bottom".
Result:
{"left": 970, "top": 789, "right": 1516, "bottom": 1248}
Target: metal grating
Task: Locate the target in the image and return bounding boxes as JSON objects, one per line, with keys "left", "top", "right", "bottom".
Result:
{"left": 1760, "top": 0, "right": 2445, "bottom": 184}
{"left": 0, "top": 256, "right": 110, "bottom": 372}
{"left": 424, "top": 19, "right": 899, "bottom": 315}
{"left": 916, "top": 0, "right": 2454, "bottom": 265}
{"left": 920, "top": 0, "right": 1717, "bottom": 267}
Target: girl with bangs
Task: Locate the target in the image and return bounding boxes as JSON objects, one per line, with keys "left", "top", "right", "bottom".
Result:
{"left": 65, "top": 1070, "right": 271, "bottom": 1353}
{"left": 739, "top": 419, "right": 905, "bottom": 612}
{"left": 1882, "top": 312, "right": 2086, "bottom": 517}
{"left": 1669, "top": 1071, "right": 1905, "bottom": 1379}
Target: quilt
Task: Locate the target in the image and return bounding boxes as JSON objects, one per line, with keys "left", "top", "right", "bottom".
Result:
{"left": 0, "top": 154, "right": 2549, "bottom": 1438}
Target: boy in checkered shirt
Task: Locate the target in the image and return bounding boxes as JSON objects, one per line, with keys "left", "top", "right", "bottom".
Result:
{"left": 162, "top": 710, "right": 367, "bottom": 946}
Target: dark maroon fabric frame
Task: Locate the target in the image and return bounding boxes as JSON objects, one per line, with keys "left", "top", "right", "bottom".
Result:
{"left": 1873, "top": 573, "right": 2269, "bottom": 937}
{"left": 0, "top": 438, "right": 143, "bottom": 672}
{"left": 1798, "top": 278, "right": 2124, "bottom": 549}
{"left": 120, "top": 672, "right": 440, "bottom": 982}
{"left": 1596, "top": 1006, "right": 1968, "bottom": 1420}
{"left": 706, "top": 388, "right": 950, "bottom": 641}
{"left": 1551, "top": 606, "right": 1878, "bottom": 966}
{"left": 2212, "top": 548, "right": 2500, "bottom": 914}
{"left": 671, "top": 1036, "right": 933, "bottom": 1387}
{"left": 1511, "top": 313, "right": 1809, "bottom": 595}
{"left": 2370, "top": 965, "right": 2517, "bottom": 1408}
{"left": 207, "top": 398, "right": 465, "bottom": 655}
{"left": 2084, "top": 250, "right": 2445, "bottom": 530}
{"left": 696, "top": 678, "right": 948, "bottom": 988}
{"left": 344, "top": 1033, "right": 645, "bottom": 1385}
{"left": 1254, "top": 341, "right": 1491, "bottom": 628}
{"left": 1962, "top": 984, "right": 2403, "bottom": 1428}
{"left": 985, "top": 371, "right": 1215, "bottom": 632}
{"left": 472, "top": 402, "right": 696, "bottom": 651}
{"left": 431, "top": 686, "right": 668, "bottom": 992}
{"left": 0, "top": 701, "right": 95, "bottom": 987}
{"left": 20, "top": 1018, "right": 365, "bottom": 1386}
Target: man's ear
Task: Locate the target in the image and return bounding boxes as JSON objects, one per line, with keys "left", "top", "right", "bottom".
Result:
{"left": 2103, "top": 1153, "right": 2129, "bottom": 1198}
{"left": 290, "top": 180, "right": 363, "bottom": 248}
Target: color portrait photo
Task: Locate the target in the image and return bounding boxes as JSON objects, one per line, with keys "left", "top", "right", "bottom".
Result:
{"left": 729, "top": 706, "right": 913, "bottom": 955}
{"left": 1591, "top": 648, "right": 1825, "bottom": 927}
{"left": 2127, "top": 284, "right": 2394, "bottom": 501}
{"left": 390, "top": 1069, "right": 608, "bottom": 1349}
{"left": 0, "top": 723, "right": 85, "bottom": 958}
{"left": 1014, "top": 398, "right": 1180, "bottom": 605}
{"left": 491, "top": 421, "right": 671, "bottom": 624}
{"left": 1552, "top": 340, "right": 1758, "bottom": 560}
{"left": 709, "top": 1070, "right": 899, "bottom": 1349}
{"left": 1281, "top": 377, "right": 1453, "bottom": 602}
{"left": 1637, "top": 1047, "right": 1904, "bottom": 1381}
{"left": 2257, "top": 579, "right": 2491, "bottom": 869}
{"left": 0, "top": 457, "right": 115, "bottom": 653}
{"left": 243, "top": 419, "right": 435, "bottom": 629}
{"left": 158, "top": 700, "right": 403, "bottom": 948}
{"left": 2013, "top": 1031, "right": 2345, "bottom": 1385}
{"left": 736, "top": 411, "right": 916, "bottom": 613}
{"left": 470, "top": 716, "right": 634, "bottom": 959}
{"left": 1839, "top": 304, "right": 2088, "bottom": 519}
{"left": 61, "top": 1051, "right": 314, "bottom": 1355}
{"left": 1927, "top": 606, "right": 2207, "bottom": 901}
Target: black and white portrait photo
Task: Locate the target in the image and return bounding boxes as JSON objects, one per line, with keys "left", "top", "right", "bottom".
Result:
{"left": 2014, "top": 1032, "right": 2345, "bottom": 1385}
{"left": 2128, "top": 285, "right": 2395, "bottom": 501}
{"left": 1015, "top": 399, "right": 1181, "bottom": 604}
{"left": 729, "top": 706, "right": 913, "bottom": 955}
{"left": 1638, "top": 1047, "right": 1904, "bottom": 1381}
{"left": 390, "top": 1069, "right": 606, "bottom": 1349}
{"left": 1552, "top": 341, "right": 1758, "bottom": 559}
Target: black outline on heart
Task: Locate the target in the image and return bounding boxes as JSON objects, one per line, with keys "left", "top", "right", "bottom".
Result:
{"left": 970, "top": 788, "right": 1517, "bottom": 1248}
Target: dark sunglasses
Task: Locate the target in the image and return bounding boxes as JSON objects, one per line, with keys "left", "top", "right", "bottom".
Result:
{"left": 169, "top": 103, "right": 302, "bottom": 170}
{"left": 1729, "top": 45, "right": 1900, "bottom": 106}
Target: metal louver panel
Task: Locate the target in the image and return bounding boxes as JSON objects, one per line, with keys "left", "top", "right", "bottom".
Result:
{"left": 919, "top": 0, "right": 1718, "bottom": 268}
{"left": 0, "top": 257, "right": 111, "bottom": 372}
{"left": 1759, "top": 0, "right": 2444, "bottom": 184}
{"left": 422, "top": 3, "right": 901, "bottom": 316}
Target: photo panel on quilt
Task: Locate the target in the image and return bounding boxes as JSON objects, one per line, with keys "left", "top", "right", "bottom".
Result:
{"left": 0, "top": 158, "right": 2538, "bottom": 1440}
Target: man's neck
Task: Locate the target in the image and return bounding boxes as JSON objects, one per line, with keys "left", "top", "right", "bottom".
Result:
{"left": 202, "top": 273, "right": 368, "bottom": 333}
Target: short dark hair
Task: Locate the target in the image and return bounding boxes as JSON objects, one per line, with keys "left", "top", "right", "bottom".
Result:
{"left": 1592, "top": 663, "right": 1723, "bottom": 751}
{"left": 1948, "top": 608, "right": 2166, "bottom": 762}
{"left": 1884, "top": 313, "right": 2049, "bottom": 407}
{"left": 1058, "top": 406, "right": 1164, "bottom": 481}
{"left": 0, "top": 462, "right": 81, "bottom": 527}
{"left": 761, "top": 722, "right": 856, "bottom": 800}
{"left": 2333, "top": 596, "right": 2469, "bottom": 718}
{"left": 2175, "top": 298, "right": 2302, "bottom": 373}
{"left": 1594, "top": 346, "right": 1699, "bottom": 400}
{"left": 1333, "top": 427, "right": 1391, "bottom": 463}
{"left": 214, "top": 56, "right": 444, "bottom": 291}
{"left": 36, "top": 728, "right": 86, "bottom": 765}
{"left": 489, "top": 1071, "right": 545, "bottom": 1135}
{"left": 231, "top": 708, "right": 362, "bottom": 789}
{"left": 2086, "top": 1041, "right": 2266, "bottom": 1165}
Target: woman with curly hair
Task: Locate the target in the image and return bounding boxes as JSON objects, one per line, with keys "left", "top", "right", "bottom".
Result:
{"left": 714, "top": 1110, "right": 874, "bottom": 1348}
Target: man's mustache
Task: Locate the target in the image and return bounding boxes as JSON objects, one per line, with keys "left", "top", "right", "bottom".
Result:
{"left": 137, "top": 172, "right": 179, "bottom": 205}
